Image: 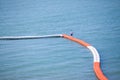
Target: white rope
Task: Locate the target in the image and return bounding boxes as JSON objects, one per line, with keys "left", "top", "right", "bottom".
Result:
{"left": 0, "top": 34, "right": 62, "bottom": 40}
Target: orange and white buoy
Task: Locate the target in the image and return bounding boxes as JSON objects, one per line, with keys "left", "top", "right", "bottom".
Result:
{"left": 0, "top": 34, "right": 108, "bottom": 80}
{"left": 61, "top": 34, "right": 108, "bottom": 80}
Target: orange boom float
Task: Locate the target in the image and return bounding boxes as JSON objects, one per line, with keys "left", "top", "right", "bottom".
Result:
{"left": 61, "top": 34, "right": 108, "bottom": 80}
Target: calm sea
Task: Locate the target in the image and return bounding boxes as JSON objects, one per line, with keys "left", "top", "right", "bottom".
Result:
{"left": 0, "top": 0, "right": 120, "bottom": 80}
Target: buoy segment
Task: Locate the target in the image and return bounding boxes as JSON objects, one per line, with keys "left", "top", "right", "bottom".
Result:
{"left": 87, "top": 46, "right": 100, "bottom": 62}
{"left": 62, "top": 34, "right": 90, "bottom": 47}
{"left": 94, "top": 62, "right": 108, "bottom": 80}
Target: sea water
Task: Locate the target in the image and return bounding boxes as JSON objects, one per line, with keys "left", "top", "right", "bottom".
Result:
{"left": 0, "top": 0, "right": 120, "bottom": 80}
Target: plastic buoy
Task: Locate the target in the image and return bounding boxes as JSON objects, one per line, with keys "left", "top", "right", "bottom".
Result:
{"left": 0, "top": 34, "right": 108, "bottom": 80}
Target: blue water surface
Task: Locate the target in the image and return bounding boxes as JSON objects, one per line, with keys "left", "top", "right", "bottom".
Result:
{"left": 0, "top": 0, "right": 120, "bottom": 80}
